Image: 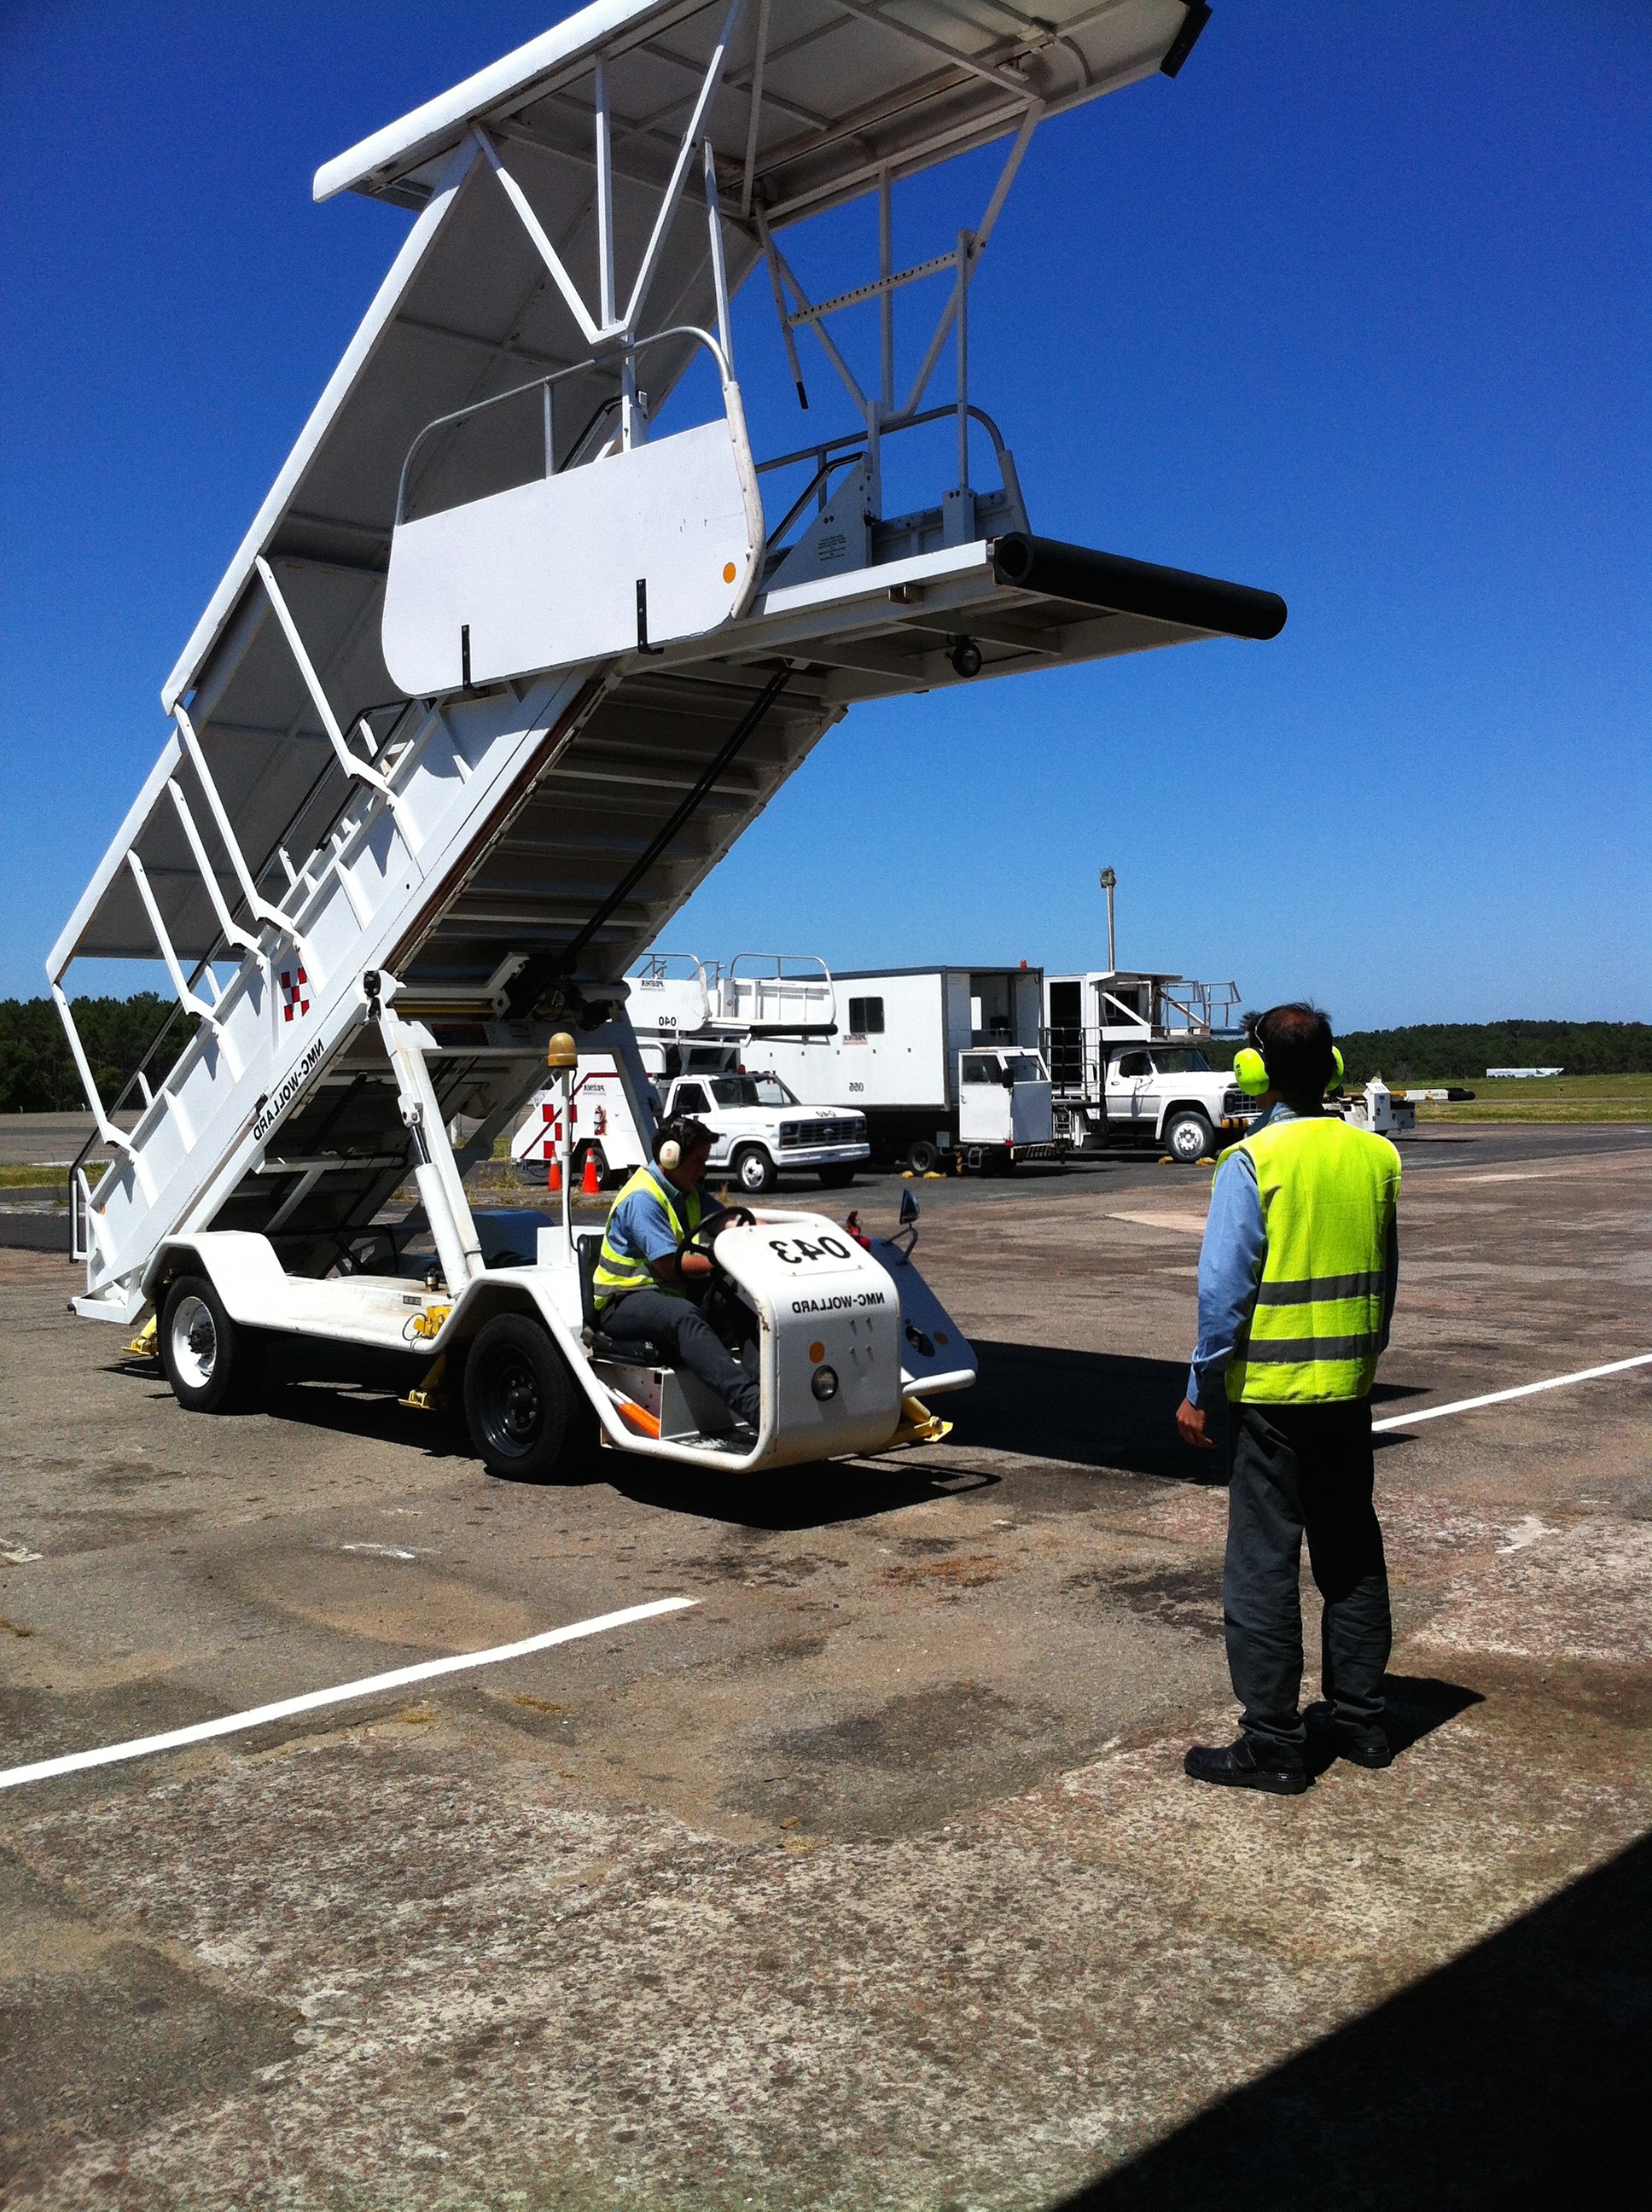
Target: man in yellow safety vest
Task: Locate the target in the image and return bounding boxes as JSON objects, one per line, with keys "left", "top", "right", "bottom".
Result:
{"left": 593, "top": 1115, "right": 760, "bottom": 1429}
{"left": 1176, "top": 1003, "right": 1401, "bottom": 1793}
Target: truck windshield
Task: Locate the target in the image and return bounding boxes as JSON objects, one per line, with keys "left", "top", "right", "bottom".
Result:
{"left": 1002, "top": 1055, "right": 1046, "bottom": 1084}
{"left": 1151, "top": 1050, "right": 1211, "bottom": 1074}
{"left": 706, "top": 1074, "right": 798, "bottom": 1109}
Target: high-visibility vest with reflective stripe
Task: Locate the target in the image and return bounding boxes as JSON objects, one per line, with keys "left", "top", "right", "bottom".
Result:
{"left": 591, "top": 1163, "right": 703, "bottom": 1310}
{"left": 1224, "top": 1115, "right": 1400, "bottom": 1404}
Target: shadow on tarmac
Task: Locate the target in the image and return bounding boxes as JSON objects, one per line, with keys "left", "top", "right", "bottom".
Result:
{"left": 239, "top": 1363, "right": 997, "bottom": 1532}
{"left": 1302, "top": 1674, "right": 1485, "bottom": 1778}
{"left": 949, "top": 1343, "right": 1438, "bottom": 1484}
{"left": 1055, "top": 1825, "right": 1652, "bottom": 2211}
{"left": 952, "top": 1340, "right": 1222, "bottom": 1483}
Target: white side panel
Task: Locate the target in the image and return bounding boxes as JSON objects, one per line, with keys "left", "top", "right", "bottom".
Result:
{"left": 382, "top": 418, "right": 758, "bottom": 695}
{"left": 759, "top": 971, "right": 951, "bottom": 1111}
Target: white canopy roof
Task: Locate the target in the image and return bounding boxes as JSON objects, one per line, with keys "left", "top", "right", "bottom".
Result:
{"left": 316, "top": 0, "right": 1207, "bottom": 224}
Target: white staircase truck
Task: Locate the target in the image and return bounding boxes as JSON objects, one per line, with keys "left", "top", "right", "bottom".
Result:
{"left": 49, "top": 0, "right": 1283, "bottom": 1481}
{"left": 1045, "top": 969, "right": 1256, "bottom": 1161}
{"left": 513, "top": 952, "right": 870, "bottom": 1195}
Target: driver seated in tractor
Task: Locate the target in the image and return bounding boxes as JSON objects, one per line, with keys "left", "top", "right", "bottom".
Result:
{"left": 592, "top": 1116, "right": 760, "bottom": 1429}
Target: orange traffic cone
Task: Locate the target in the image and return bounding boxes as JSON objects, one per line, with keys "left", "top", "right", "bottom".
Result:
{"left": 547, "top": 1155, "right": 562, "bottom": 1193}
{"left": 580, "top": 1147, "right": 602, "bottom": 1196}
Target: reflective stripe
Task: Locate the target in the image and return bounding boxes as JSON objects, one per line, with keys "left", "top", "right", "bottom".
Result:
{"left": 593, "top": 1165, "right": 702, "bottom": 1309}
{"left": 1253, "top": 1270, "right": 1387, "bottom": 1306}
{"left": 1242, "top": 1333, "right": 1386, "bottom": 1363}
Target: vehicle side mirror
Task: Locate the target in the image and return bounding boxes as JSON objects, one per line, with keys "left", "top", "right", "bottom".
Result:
{"left": 1002, "top": 1067, "right": 1015, "bottom": 1088}
{"left": 899, "top": 1188, "right": 919, "bottom": 1227}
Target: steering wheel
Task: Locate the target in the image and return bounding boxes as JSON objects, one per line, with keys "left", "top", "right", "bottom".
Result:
{"left": 677, "top": 1208, "right": 754, "bottom": 1280}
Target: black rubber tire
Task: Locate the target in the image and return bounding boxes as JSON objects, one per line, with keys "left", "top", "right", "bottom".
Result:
{"left": 732, "top": 1144, "right": 777, "bottom": 1196}
{"left": 1165, "top": 1109, "right": 1215, "bottom": 1164}
{"left": 574, "top": 1142, "right": 609, "bottom": 1190}
{"left": 159, "top": 1273, "right": 264, "bottom": 1414}
{"left": 904, "top": 1138, "right": 940, "bottom": 1176}
{"left": 817, "top": 1165, "right": 856, "bottom": 1188}
{"left": 463, "top": 1313, "right": 581, "bottom": 1483}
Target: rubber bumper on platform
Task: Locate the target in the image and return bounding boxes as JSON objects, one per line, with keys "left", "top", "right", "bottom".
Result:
{"left": 991, "top": 533, "right": 1287, "bottom": 641}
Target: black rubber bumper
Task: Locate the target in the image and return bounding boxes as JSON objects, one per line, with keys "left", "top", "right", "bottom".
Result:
{"left": 991, "top": 533, "right": 1287, "bottom": 641}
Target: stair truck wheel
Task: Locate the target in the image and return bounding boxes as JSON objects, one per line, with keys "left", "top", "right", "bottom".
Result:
{"left": 464, "top": 1312, "right": 588, "bottom": 1483}
{"left": 160, "top": 1273, "right": 264, "bottom": 1414}
{"left": 817, "top": 1165, "right": 856, "bottom": 1188}
{"left": 732, "top": 1144, "right": 777, "bottom": 1196}
{"left": 904, "top": 1137, "right": 939, "bottom": 1176}
{"left": 1165, "top": 1108, "right": 1215, "bottom": 1164}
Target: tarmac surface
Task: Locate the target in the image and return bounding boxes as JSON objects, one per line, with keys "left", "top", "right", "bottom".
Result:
{"left": 2, "top": 1123, "right": 1649, "bottom": 2208}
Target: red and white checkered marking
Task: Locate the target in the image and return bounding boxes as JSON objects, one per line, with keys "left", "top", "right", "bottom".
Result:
{"left": 279, "top": 967, "right": 311, "bottom": 1022}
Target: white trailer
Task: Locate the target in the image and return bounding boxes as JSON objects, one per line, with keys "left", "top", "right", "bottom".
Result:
{"left": 1045, "top": 969, "right": 1257, "bottom": 1161}
{"left": 49, "top": 0, "right": 1284, "bottom": 1482}
{"left": 761, "top": 966, "right": 1056, "bottom": 1173}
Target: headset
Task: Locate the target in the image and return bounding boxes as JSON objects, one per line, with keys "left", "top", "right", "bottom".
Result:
{"left": 654, "top": 1115, "right": 712, "bottom": 1173}
{"left": 1232, "top": 1040, "right": 1344, "bottom": 1097}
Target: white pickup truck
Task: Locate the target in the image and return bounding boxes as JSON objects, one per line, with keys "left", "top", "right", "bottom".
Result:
{"left": 1056, "top": 1043, "right": 1257, "bottom": 1162}
{"left": 515, "top": 1044, "right": 870, "bottom": 1196}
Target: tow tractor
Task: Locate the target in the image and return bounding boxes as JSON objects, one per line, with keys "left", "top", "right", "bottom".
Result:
{"left": 49, "top": 0, "right": 1283, "bottom": 1482}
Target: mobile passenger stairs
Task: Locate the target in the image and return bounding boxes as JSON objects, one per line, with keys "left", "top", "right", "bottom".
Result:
{"left": 1045, "top": 969, "right": 1256, "bottom": 1160}
{"left": 51, "top": 0, "right": 1283, "bottom": 1481}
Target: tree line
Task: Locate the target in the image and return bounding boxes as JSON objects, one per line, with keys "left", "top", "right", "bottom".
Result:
{"left": 2, "top": 998, "right": 1648, "bottom": 1115}
{"left": 1331, "top": 1022, "right": 1652, "bottom": 1084}
{"left": 0, "top": 995, "right": 196, "bottom": 1115}
{"left": 1205, "top": 1020, "right": 1652, "bottom": 1085}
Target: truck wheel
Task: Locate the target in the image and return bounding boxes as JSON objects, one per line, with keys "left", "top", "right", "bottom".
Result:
{"left": 817, "top": 1165, "right": 856, "bottom": 1188}
{"left": 732, "top": 1144, "right": 777, "bottom": 1196}
{"left": 905, "top": 1138, "right": 939, "bottom": 1175}
{"left": 574, "top": 1142, "right": 609, "bottom": 1190}
{"left": 464, "top": 1313, "right": 579, "bottom": 1483}
{"left": 1165, "top": 1109, "right": 1215, "bottom": 1163}
{"left": 160, "top": 1273, "right": 263, "bottom": 1414}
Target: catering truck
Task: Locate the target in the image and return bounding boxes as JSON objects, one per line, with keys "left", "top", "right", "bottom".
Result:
{"left": 49, "top": 0, "right": 1284, "bottom": 1484}
{"left": 761, "top": 967, "right": 1057, "bottom": 1173}
{"left": 1044, "top": 969, "right": 1256, "bottom": 1161}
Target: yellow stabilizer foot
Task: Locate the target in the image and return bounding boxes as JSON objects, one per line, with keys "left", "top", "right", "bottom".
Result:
{"left": 399, "top": 1353, "right": 446, "bottom": 1412}
{"left": 891, "top": 1394, "right": 952, "bottom": 1447}
{"left": 124, "top": 1316, "right": 159, "bottom": 1359}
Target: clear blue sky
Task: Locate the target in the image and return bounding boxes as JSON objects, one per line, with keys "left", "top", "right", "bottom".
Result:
{"left": 3, "top": 1, "right": 1646, "bottom": 1026}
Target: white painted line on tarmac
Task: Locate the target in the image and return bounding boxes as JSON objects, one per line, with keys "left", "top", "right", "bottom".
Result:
{"left": 1373, "top": 1353, "right": 1652, "bottom": 1433}
{"left": 0, "top": 1597, "right": 698, "bottom": 1794}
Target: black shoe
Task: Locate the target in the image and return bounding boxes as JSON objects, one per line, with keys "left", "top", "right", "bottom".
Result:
{"left": 1184, "top": 1738, "right": 1309, "bottom": 1796}
{"left": 1333, "top": 1724, "right": 1393, "bottom": 1770}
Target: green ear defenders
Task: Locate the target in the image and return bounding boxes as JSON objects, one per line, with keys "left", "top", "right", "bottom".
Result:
{"left": 1232, "top": 1044, "right": 1345, "bottom": 1097}
{"left": 1233, "top": 1046, "right": 1269, "bottom": 1096}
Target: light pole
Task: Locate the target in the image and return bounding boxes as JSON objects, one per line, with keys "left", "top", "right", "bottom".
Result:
{"left": 1098, "top": 867, "right": 1117, "bottom": 973}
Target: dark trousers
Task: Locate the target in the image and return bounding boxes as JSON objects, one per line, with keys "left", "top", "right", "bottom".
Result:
{"left": 600, "top": 1288, "right": 760, "bottom": 1427}
{"left": 1224, "top": 1397, "right": 1392, "bottom": 1762}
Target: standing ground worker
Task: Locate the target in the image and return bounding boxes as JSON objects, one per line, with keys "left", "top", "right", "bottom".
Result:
{"left": 592, "top": 1115, "right": 762, "bottom": 1430}
{"left": 1176, "top": 1003, "right": 1401, "bottom": 1794}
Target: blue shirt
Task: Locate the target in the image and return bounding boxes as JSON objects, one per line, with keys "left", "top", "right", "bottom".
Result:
{"left": 1186, "top": 1103, "right": 1399, "bottom": 1409}
{"left": 603, "top": 1174, "right": 725, "bottom": 1287}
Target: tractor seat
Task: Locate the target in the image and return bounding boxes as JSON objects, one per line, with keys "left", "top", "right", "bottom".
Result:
{"left": 577, "top": 1232, "right": 673, "bottom": 1366}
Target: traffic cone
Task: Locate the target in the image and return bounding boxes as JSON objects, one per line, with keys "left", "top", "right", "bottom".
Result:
{"left": 580, "top": 1147, "right": 602, "bottom": 1196}
{"left": 547, "top": 1155, "right": 562, "bottom": 1193}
